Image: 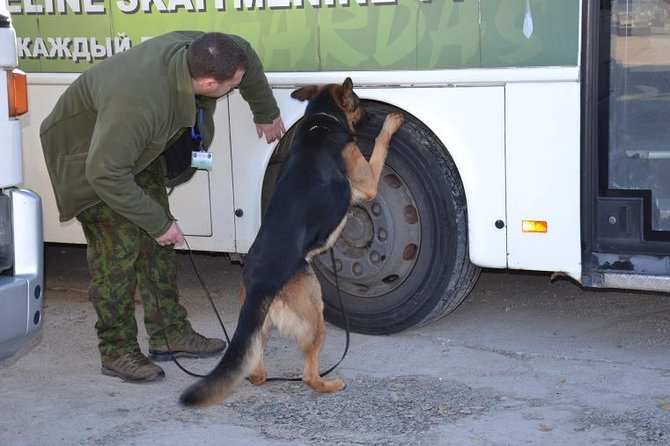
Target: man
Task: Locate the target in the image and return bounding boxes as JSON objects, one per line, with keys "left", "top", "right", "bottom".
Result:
{"left": 40, "top": 31, "right": 285, "bottom": 383}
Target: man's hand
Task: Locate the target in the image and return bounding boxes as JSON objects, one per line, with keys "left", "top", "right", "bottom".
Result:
{"left": 155, "top": 221, "right": 184, "bottom": 247}
{"left": 256, "top": 117, "right": 286, "bottom": 143}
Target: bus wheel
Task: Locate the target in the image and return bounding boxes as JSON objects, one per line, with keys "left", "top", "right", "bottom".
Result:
{"left": 313, "top": 101, "right": 481, "bottom": 335}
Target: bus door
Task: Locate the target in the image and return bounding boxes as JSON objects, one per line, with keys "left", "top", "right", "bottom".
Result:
{"left": 584, "top": 0, "right": 670, "bottom": 290}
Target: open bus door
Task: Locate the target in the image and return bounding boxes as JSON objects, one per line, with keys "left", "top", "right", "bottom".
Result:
{"left": 583, "top": 0, "right": 670, "bottom": 291}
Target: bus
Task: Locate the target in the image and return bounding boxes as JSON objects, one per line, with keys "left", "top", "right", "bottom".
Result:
{"left": 7, "top": 0, "right": 670, "bottom": 334}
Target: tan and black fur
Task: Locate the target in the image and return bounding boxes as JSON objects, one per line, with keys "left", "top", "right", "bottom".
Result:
{"left": 180, "top": 78, "right": 404, "bottom": 407}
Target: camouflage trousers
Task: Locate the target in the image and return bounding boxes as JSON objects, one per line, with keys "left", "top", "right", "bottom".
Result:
{"left": 76, "top": 164, "right": 192, "bottom": 361}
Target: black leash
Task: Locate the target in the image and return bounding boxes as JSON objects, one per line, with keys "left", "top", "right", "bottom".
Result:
{"left": 157, "top": 239, "right": 230, "bottom": 378}
{"left": 159, "top": 240, "right": 350, "bottom": 381}
{"left": 320, "top": 247, "right": 351, "bottom": 377}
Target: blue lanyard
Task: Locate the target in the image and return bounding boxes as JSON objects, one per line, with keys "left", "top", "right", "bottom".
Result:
{"left": 190, "top": 107, "right": 204, "bottom": 142}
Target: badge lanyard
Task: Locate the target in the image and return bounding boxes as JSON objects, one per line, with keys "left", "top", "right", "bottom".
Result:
{"left": 190, "top": 107, "right": 212, "bottom": 171}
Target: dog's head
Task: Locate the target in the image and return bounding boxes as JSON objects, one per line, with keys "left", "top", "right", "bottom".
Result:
{"left": 291, "top": 77, "right": 367, "bottom": 133}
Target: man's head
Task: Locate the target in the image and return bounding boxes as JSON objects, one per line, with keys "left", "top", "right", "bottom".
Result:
{"left": 188, "top": 33, "right": 249, "bottom": 98}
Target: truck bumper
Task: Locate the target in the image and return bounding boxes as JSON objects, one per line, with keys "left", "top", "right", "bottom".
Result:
{"left": 0, "top": 189, "right": 44, "bottom": 360}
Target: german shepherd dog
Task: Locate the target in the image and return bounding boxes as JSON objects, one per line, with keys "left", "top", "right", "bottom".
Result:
{"left": 180, "top": 78, "right": 404, "bottom": 407}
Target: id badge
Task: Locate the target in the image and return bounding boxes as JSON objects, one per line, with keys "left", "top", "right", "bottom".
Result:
{"left": 191, "top": 151, "right": 212, "bottom": 171}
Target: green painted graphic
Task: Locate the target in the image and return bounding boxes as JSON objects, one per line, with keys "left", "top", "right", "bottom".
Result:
{"left": 8, "top": 0, "right": 580, "bottom": 73}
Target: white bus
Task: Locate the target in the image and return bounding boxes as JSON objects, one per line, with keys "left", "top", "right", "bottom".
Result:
{"left": 8, "top": 0, "right": 670, "bottom": 333}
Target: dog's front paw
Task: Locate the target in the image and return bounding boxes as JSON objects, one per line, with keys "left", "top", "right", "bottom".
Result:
{"left": 383, "top": 112, "right": 405, "bottom": 134}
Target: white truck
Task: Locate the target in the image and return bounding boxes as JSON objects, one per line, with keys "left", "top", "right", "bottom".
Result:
{"left": 0, "top": 4, "right": 43, "bottom": 360}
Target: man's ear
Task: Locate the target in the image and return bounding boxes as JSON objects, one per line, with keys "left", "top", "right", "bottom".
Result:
{"left": 192, "top": 77, "right": 219, "bottom": 95}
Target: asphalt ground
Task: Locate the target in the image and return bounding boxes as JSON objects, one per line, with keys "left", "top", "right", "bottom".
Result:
{"left": 1, "top": 244, "right": 669, "bottom": 445}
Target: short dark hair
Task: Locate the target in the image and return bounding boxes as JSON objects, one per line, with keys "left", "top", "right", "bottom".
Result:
{"left": 187, "top": 33, "right": 250, "bottom": 82}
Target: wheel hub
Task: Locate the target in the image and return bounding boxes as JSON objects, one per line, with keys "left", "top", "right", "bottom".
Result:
{"left": 338, "top": 207, "right": 374, "bottom": 253}
{"left": 315, "top": 166, "right": 421, "bottom": 297}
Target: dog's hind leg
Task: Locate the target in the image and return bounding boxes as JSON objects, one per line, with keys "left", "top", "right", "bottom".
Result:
{"left": 247, "top": 316, "right": 271, "bottom": 385}
{"left": 272, "top": 270, "right": 345, "bottom": 393}
{"left": 301, "top": 315, "right": 345, "bottom": 393}
{"left": 295, "top": 269, "right": 345, "bottom": 394}
{"left": 239, "top": 281, "right": 270, "bottom": 386}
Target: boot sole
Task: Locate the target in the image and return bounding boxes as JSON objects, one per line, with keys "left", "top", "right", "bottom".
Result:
{"left": 101, "top": 365, "right": 166, "bottom": 383}
{"left": 148, "top": 343, "right": 226, "bottom": 362}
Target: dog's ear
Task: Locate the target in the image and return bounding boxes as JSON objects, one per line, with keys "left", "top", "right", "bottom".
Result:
{"left": 291, "top": 85, "right": 319, "bottom": 101}
{"left": 340, "top": 77, "right": 359, "bottom": 111}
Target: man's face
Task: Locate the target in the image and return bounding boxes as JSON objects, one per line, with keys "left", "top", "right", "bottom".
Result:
{"left": 205, "top": 68, "right": 245, "bottom": 98}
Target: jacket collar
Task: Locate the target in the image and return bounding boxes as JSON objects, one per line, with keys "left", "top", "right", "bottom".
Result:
{"left": 171, "top": 45, "right": 197, "bottom": 128}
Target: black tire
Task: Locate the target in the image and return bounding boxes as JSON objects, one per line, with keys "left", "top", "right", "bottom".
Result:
{"left": 262, "top": 101, "right": 480, "bottom": 335}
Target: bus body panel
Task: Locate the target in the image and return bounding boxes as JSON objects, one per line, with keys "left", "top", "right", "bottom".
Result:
{"left": 505, "top": 81, "right": 582, "bottom": 278}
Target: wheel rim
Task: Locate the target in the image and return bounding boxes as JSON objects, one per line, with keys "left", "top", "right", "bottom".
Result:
{"left": 314, "top": 163, "right": 421, "bottom": 297}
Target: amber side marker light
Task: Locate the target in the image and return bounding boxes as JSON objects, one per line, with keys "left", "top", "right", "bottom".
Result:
{"left": 522, "top": 220, "right": 548, "bottom": 233}
{"left": 7, "top": 69, "right": 28, "bottom": 117}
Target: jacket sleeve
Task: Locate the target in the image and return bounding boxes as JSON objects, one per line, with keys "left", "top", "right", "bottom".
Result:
{"left": 234, "top": 37, "right": 280, "bottom": 124}
{"left": 85, "top": 98, "right": 173, "bottom": 238}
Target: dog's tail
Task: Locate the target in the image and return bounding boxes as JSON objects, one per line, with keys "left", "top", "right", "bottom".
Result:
{"left": 179, "top": 286, "right": 273, "bottom": 407}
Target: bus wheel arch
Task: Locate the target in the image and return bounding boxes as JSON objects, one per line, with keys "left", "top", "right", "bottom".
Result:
{"left": 261, "top": 100, "right": 481, "bottom": 335}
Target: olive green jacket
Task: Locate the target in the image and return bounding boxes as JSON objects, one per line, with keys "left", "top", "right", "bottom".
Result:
{"left": 40, "top": 31, "right": 279, "bottom": 238}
